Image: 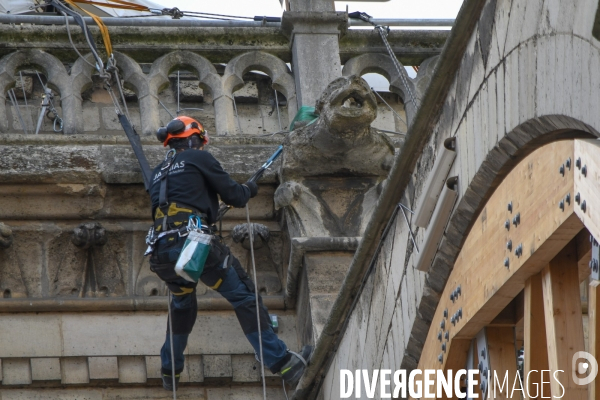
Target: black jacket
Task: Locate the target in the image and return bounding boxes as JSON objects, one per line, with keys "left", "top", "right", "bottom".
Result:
{"left": 149, "top": 149, "right": 251, "bottom": 224}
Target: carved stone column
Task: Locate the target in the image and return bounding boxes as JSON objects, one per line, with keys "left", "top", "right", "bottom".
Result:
{"left": 281, "top": 11, "right": 347, "bottom": 109}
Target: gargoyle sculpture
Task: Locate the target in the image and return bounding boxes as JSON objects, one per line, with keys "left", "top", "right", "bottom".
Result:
{"left": 276, "top": 75, "right": 395, "bottom": 237}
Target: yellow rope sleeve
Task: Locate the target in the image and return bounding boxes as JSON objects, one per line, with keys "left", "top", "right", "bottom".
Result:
{"left": 64, "top": 0, "right": 113, "bottom": 56}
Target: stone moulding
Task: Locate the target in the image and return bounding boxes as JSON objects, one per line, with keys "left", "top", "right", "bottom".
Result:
{"left": 0, "top": 295, "right": 286, "bottom": 312}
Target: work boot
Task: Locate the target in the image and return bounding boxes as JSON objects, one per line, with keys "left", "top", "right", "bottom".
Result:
{"left": 162, "top": 373, "right": 180, "bottom": 391}
{"left": 278, "top": 345, "right": 313, "bottom": 387}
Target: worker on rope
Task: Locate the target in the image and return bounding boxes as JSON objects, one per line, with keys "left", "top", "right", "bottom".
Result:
{"left": 146, "top": 116, "right": 312, "bottom": 391}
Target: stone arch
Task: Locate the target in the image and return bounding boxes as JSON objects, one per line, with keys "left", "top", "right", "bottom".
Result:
{"left": 112, "top": 51, "right": 154, "bottom": 135}
{"left": 343, "top": 53, "right": 418, "bottom": 124}
{"left": 149, "top": 51, "right": 222, "bottom": 97}
{"left": 67, "top": 53, "right": 97, "bottom": 135}
{"left": 0, "top": 50, "right": 71, "bottom": 133}
{"left": 223, "top": 51, "right": 297, "bottom": 116}
{"left": 149, "top": 51, "right": 231, "bottom": 135}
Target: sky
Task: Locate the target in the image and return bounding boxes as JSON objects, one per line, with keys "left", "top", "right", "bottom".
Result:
{"left": 171, "top": 0, "right": 464, "bottom": 22}
{"left": 164, "top": 0, "right": 465, "bottom": 88}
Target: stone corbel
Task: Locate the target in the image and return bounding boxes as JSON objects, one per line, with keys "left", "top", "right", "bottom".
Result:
{"left": 0, "top": 222, "right": 13, "bottom": 249}
{"left": 72, "top": 222, "right": 107, "bottom": 249}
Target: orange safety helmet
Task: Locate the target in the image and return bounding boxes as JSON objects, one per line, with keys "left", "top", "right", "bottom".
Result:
{"left": 156, "top": 116, "right": 209, "bottom": 147}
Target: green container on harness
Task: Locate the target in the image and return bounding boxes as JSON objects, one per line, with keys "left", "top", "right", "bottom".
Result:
{"left": 175, "top": 217, "right": 212, "bottom": 282}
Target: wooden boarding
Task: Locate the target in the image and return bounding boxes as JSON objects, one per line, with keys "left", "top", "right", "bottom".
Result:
{"left": 417, "top": 140, "right": 581, "bottom": 375}
{"left": 542, "top": 240, "right": 587, "bottom": 399}
{"left": 486, "top": 327, "right": 517, "bottom": 400}
{"left": 524, "top": 273, "right": 550, "bottom": 398}
{"left": 415, "top": 138, "right": 600, "bottom": 399}
{"left": 574, "top": 140, "right": 600, "bottom": 242}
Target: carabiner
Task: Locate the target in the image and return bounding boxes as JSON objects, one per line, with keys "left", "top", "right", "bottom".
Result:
{"left": 54, "top": 117, "right": 64, "bottom": 132}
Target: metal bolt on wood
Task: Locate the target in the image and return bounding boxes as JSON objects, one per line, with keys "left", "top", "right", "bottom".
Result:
{"left": 582, "top": 165, "right": 587, "bottom": 177}
{"left": 515, "top": 244, "right": 523, "bottom": 257}
{"left": 442, "top": 343, "right": 446, "bottom": 352}
{"left": 438, "top": 331, "right": 442, "bottom": 341}
{"left": 505, "top": 219, "right": 510, "bottom": 230}
{"left": 566, "top": 157, "right": 571, "bottom": 169}
{"left": 559, "top": 164, "right": 565, "bottom": 176}
{"left": 445, "top": 331, "right": 449, "bottom": 340}
{"left": 513, "top": 213, "right": 520, "bottom": 226}
{"left": 507, "top": 240, "right": 512, "bottom": 251}
{"left": 566, "top": 193, "right": 571, "bottom": 205}
{"left": 507, "top": 201, "right": 513, "bottom": 213}
{"left": 576, "top": 192, "right": 581, "bottom": 204}
{"left": 576, "top": 157, "right": 582, "bottom": 169}
{"left": 504, "top": 257, "right": 509, "bottom": 268}
{"left": 582, "top": 200, "right": 587, "bottom": 213}
{"left": 559, "top": 200, "right": 565, "bottom": 211}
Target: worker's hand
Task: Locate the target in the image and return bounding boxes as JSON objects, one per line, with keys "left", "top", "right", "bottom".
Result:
{"left": 243, "top": 181, "right": 259, "bottom": 198}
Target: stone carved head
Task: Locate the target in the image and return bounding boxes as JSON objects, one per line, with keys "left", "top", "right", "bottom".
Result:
{"left": 314, "top": 75, "right": 377, "bottom": 137}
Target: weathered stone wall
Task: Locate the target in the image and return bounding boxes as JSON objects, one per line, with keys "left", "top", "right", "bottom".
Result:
{"left": 320, "top": 0, "right": 600, "bottom": 398}
{"left": 0, "top": 9, "right": 443, "bottom": 398}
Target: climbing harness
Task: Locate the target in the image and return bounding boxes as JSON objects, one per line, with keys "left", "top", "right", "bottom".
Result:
{"left": 348, "top": 11, "right": 419, "bottom": 110}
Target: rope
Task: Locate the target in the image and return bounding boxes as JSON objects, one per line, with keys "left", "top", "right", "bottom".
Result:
{"left": 63, "top": 0, "right": 114, "bottom": 57}
{"left": 70, "top": 0, "right": 149, "bottom": 11}
{"left": 245, "top": 204, "right": 267, "bottom": 400}
{"left": 167, "top": 292, "right": 177, "bottom": 400}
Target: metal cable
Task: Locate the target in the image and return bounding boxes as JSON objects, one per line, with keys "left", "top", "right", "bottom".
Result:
{"left": 158, "top": 99, "right": 175, "bottom": 119}
{"left": 62, "top": 11, "right": 97, "bottom": 70}
{"left": 8, "top": 89, "right": 28, "bottom": 134}
{"left": 233, "top": 97, "right": 242, "bottom": 133}
{"left": 181, "top": 10, "right": 254, "bottom": 20}
{"left": 274, "top": 90, "right": 282, "bottom": 131}
{"left": 176, "top": 71, "right": 180, "bottom": 115}
{"left": 112, "top": 65, "right": 131, "bottom": 121}
{"left": 371, "top": 88, "right": 407, "bottom": 127}
{"left": 19, "top": 72, "right": 34, "bottom": 133}
{"left": 35, "top": 72, "right": 63, "bottom": 133}
{"left": 375, "top": 26, "right": 418, "bottom": 109}
{"left": 245, "top": 204, "right": 267, "bottom": 400}
{"left": 167, "top": 292, "right": 177, "bottom": 400}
